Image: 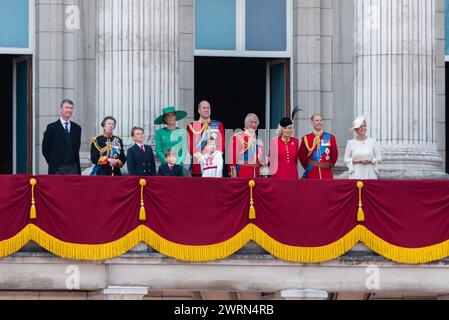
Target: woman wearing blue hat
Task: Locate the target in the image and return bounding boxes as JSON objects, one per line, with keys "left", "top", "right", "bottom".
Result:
{"left": 154, "top": 107, "right": 188, "bottom": 174}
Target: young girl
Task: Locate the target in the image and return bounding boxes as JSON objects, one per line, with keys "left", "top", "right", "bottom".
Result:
{"left": 200, "top": 138, "right": 223, "bottom": 178}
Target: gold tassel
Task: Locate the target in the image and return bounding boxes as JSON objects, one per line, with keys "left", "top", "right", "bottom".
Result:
{"left": 357, "top": 181, "right": 365, "bottom": 222}
{"left": 249, "top": 206, "right": 256, "bottom": 220}
{"left": 357, "top": 208, "right": 365, "bottom": 222}
{"left": 139, "top": 179, "right": 147, "bottom": 221}
{"left": 248, "top": 180, "right": 256, "bottom": 220}
{"left": 139, "top": 206, "right": 146, "bottom": 221}
{"left": 29, "top": 178, "right": 37, "bottom": 220}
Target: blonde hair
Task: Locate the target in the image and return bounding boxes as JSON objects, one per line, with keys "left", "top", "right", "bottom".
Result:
{"left": 277, "top": 124, "right": 295, "bottom": 138}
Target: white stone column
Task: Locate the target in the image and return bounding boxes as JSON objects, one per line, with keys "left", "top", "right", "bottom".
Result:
{"left": 354, "top": 0, "right": 446, "bottom": 179}
{"left": 96, "top": 0, "right": 179, "bottom": 145}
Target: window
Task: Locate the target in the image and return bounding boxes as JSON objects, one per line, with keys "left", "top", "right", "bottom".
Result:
{"left": 0, "top": 0, "right": 33, "bottom": 54}
{"left": 195, "top": 0, "right": 236, "bottom": 50}
{"left": 245, "top": 0, "right": 286, "bottom": 52}
{"left": 195, "top": 0, "right": 292, "bottom": 57}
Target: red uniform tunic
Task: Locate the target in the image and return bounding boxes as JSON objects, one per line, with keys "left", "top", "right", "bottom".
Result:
{"left": 228, "top": 131, "right": 264, "bottom": 178}
{"left": 186, "top": 119, "right": 225, "bottom": 176}
{"left": 298, "top": 131, "right": 338, "bottom": 179}
{"left": 268, "top": 137, "right": 299, "bottom": 179}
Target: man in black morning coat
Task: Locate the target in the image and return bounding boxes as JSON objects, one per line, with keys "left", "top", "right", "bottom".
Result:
{"left": 42, "top": 99, "right": 82, "bottom": 175}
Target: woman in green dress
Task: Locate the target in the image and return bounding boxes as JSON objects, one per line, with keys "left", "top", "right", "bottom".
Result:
{"left": 154, "top": 107, "right": 188, "bottom": 175}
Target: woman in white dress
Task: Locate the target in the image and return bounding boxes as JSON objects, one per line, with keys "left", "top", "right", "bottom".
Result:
{"left": 344, "top": 116, "right": 382, "bottom": 179}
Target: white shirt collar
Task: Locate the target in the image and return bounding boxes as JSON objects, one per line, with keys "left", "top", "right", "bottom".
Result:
{"left": 60, "top": 118, "right": 71, "bottom": 132}
{"left": 60, "top": 118, "right": 71, "bottom": 125}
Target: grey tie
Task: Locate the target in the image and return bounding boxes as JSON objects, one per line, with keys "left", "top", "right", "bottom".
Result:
{"left": 64, "top": 122, "right": 69, "bottom": 134}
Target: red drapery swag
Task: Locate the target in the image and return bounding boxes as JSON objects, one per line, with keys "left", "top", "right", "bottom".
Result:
{"left": 1, "top": 175, "right": 449, "bottom": 264}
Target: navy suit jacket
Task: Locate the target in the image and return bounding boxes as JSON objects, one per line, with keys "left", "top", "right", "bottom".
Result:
{"left": 127, "top": 144, "right": 157, "bottom": 176}
{"left": 158, "top": 164, "right": 183, "bottom": 177}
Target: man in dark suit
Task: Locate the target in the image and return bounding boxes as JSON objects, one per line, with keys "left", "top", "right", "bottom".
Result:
{"left": 127, "top": 127, "right": 156, "bottom": 176}
{"left": 42, "top": 99, "right": 82, "bottom": 175}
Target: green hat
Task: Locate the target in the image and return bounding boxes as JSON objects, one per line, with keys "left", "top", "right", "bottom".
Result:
{"left": 154, "top": 107, "right": 188, "bottom": 125}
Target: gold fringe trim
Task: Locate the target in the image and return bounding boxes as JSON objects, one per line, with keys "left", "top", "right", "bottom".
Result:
{"left": 0, "top": 226, "right": 33, "bottom": 257}
{"left": 251, "top": 224, "right": 360, "bottom": 263}
{"left": 0, "top": 224, "right": 449, "bottom": 263}
{"left": 141, "top": 225, "right": 253, "bottom": 262}
{"left": 0, "top": 225, "right": 252, "bottom": 262}
{"left": 358, "top": 226, "right": 449, "bottom": 264}
{"left": 28, "top": 224, "right": 143, "bottom": 261}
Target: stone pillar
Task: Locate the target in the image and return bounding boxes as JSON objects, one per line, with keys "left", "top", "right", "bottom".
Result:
{"left": 96, "top": 0, "right": 179, "bottom": 145}
{"left": 354, "top": 0, "right": 446, "bottom": 179}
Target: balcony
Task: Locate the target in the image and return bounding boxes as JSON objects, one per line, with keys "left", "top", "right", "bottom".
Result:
{"left": 2, "top": 175, "right": 449, "bottom": 299}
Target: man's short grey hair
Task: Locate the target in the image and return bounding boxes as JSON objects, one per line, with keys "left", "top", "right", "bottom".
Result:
{"left": 60, "top": 99, "right": 74, "bottom": 108}
{"left": 244, "top": 113, "right": 260, "bottom": 127}
{"left": 310, "top": 113, "right": 322, "bottom": 121}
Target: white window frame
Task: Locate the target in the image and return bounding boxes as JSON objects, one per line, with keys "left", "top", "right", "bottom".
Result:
{"left": 194, "top": 0, "right": 293, "bottom": 58}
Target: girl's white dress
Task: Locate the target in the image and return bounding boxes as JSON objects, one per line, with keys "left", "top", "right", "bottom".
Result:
{"left": 200, "top": 151, "right": 223, "bottom": 178}
{"left": 344, "top": 138, "right": 382, "bottom": 179}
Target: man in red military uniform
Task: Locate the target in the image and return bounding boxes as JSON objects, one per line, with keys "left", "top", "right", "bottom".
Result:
{"left": 186, "top": 100, "right": 225, "bottom": 177}
{"left": 228, "top": 113, "right": 265, "bottom": 178}
{"left": 299, "top": 113, "right": 338, "bottom": 179}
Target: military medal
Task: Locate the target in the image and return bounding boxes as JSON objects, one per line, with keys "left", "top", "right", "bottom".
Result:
{"left": 325, "top": 148, "right": 330, "bottom": 161}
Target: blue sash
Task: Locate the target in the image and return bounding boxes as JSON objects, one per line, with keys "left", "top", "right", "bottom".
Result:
{"left": 190, "top": 122, "right": 214, "bottom": 173}
{"left": 236, "top": 139, "right": 259, "bottom": 175}
{"left": 302, "top": 133, "right": 331, "bottom": 179}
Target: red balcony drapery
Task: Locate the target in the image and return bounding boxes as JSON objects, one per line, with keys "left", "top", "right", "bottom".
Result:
{"left": 1, "top": 175, "right": 449, "bottom": 264}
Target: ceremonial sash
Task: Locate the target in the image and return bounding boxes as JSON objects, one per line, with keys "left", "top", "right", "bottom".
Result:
{"left": 302, "top": 133, "right": 331, "bottom": 179}
{"left": 189, "top": 121, "right": 218, "bottom": 172}
{"left": 236, "top": 137, "right": 259, "bottom": 175}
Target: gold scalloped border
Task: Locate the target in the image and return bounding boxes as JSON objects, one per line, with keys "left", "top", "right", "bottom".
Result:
{"left": 1, "top": 224, "right": 449, "bottom": 264}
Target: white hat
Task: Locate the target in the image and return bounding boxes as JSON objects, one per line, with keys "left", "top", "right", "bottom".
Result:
{"left": 351, "top": 114, "right": 367, "bottom": 131}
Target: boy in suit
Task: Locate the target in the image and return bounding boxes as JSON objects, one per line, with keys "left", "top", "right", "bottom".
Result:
{"left": 42, "top": 99, "right": 82, "bottom": 175}
{"left": 127, "top": 127, "right": 156, "bottom": 176}
{"left": 158, "top": 149, "right": 183, "bottom": 177}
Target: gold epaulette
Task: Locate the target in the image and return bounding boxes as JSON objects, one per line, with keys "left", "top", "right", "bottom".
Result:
{"left": 304, "top": 132, "right": 324, "bottom": 157}
{"left": 91, "top": 135, "right": 108, "bottom": 154}
{"left": 188, "top": 122, "right": 209, "bottom": 136}
{"left": 235, "top": 131, "right": 255, "bottom": 155}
